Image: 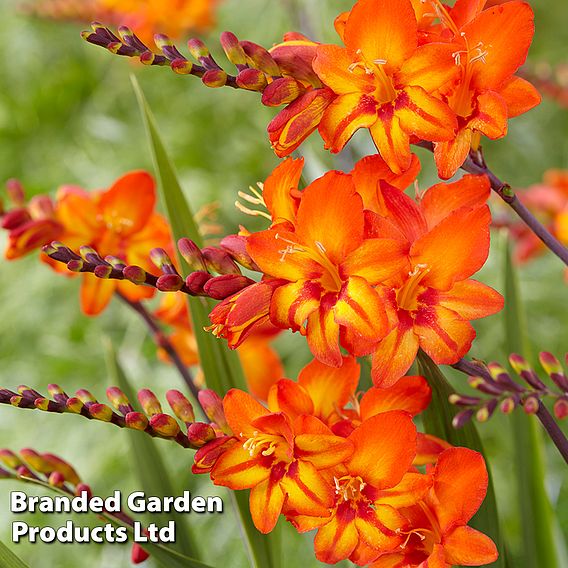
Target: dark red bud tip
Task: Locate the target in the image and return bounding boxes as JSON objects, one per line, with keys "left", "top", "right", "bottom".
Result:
{"left": 185, "top": 271, "right": 213, "bottom": 295}
{"left": 452, "top": 409, "right": 474, "bottom": 429}
{"left": 123, "top": 265, "right": 147, "bottom": 284}
{"left": 523, "top": 395, "right": 540, "bottom": 415}
{"left": 187, "top": 422, "right": 216, "bottom": 448}
{"left": 94, "top": 264, "right": 112, "bottom": 279}
{"left": 554, "top": 398, "right": 568, "bottom": 420}
{"left": 48, "top": 471, "right": 66, "bottom": 488}
{"left": 202, "top": 247, "right": 241, "bottom": 275}
{"left": 202, "top": 69, "right": 228, "bottom": 88}
{"left": 203, "top": 274, "right": 255, "bottom": 300}
{"left": 187, "top": 38, "right": 209, "bottom": 59}
{"left": 171, "top": 58, "right": 193, "bottom": 75}
{"left": 138, "top": 389, "right": 162, "bottom": 416}
{"left": 262, "top": 77, "right": 304, "bottom": 107}
{"left": 220, "top": 31, "right": 246, "bottom": 65}
{"left": 1, "top": 208, "right": 31, "bottom": 230}
{"left": 149, "top": 413, "right": 181, "bottom": 437}
{"left": 125, "top": 412, "right": 149, "bottom": 431}
{"left": 75, "top": 483, "right": 93, "bottom": 499}
{"left": 166, "top": 390, "right": 195, "bottom": 424}
{"left": 220, "top": 234, "right": 260, "bottom": 271}
{"left": 236, "top": 68, "right": 268, "bottom": 91}
{"left": 131, "top": 543, "right": 150, "bottom": 564}
{"left": 156, "top": 274, "right": 184, "bottom": 292}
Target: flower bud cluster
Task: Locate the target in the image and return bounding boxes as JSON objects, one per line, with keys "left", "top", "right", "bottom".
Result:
{"left": 451, "top": 352, "right": 568, "bottom": 427}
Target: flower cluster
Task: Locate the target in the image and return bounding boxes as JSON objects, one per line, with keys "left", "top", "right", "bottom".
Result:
{"left": 209, "top": 156, "right": 503, "bottom": 386}
{"left": 194, "top": 358, "right": 497, "bottom": 566}
{"left": 83, "top": 0, "right": 540, "bottom": 180}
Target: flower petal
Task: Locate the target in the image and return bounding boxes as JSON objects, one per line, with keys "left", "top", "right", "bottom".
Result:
{"left": 296, "top": 170, "right": 364, "bottom": 264}
{"left": 433, "top": 127, "right": 473, "bottom": 180}
{"left": 223, "top": 389, "right": 270, "bottom": 438}
{"left": 410, "top": 205, "right": 491, "bottom": 290}
{"left": 360, "top": 375, "right": 431, "bottom": 419}
{"left": 344, "top": 0, "right": 417, "bottom": 74}
{"left": 319, "top": 93, "right": 378, "bottom": 154}
{"left": 355, "top": 503, "right": 404, "bottom": 552}
{"left": 432, "top": 447, "right": 488, "bottom": 532}
{"left": 270, "top": 280, "right": 323, "bottom": 332}
{"left": 374, "top": 472, "right": 432, "bottom": 508}
{"left": 306, "top": 294, "right": 343, "bottom": 367}
{"left": 98, "top": 171, "right": 155, "bottom": 237}
{"left": 80, "top": 274, "right": 116, "bottom": 316}
{"left": 414, "top": 433, "right": 452, "bottom": 466}
{"left": 247, "top": 230, "right": 324, "bottom": 281}
{"left": 314, "top": 503, "right": 359, "bottom": 564}
{"left": 347, "top": 411, "right": 417, "bottom": 488}
{"left": 211, "top": 443, "right": 271, "bottom": 490}
{"left": 371, "top": 312, "right": 419, "bottom": 388}
{"left": 396, "top": 86, "right": 457, "bottom": 142}
{"left": 341, "top": 238, "right": 410, "bottom": 285}
{"left": 249, "top": 468, "right": 286, "bottom": 533}
{"left": 443, "top": 525, "right": 498, "bottom": 565}
{"left": 268, "top": 379, "right": 314, "bottom": 420}
{"left": 436, "top": 279, "right": 504, "bottom": 320}
{"left": 263, "top": 157, "right": 303, "bottom": 227}
{"left": 414, "top": 303, "right": 475, "bottom": 365}
{"left": 420, "top": 174, "right": 490, "bottom": 230}
{"left": 281, "top": 460, "right": 335, "bottom": 517}
{"left": 463, "top": 1, "right": 535, "bottom": 92}
{"left": 371, "top": 107, "right": 411, "bottom": 174}
{"left": 298, "top": 356, "right": 360, "bottom": 422}
{"left": 469, "top": 90, "right": 508, "bottom": 139}
{"left": 294, "top": 432, "right": 354, "bottom": 469}
{"left": 498, "top": 76, "right": 541, "bottom": 118}
{"left": 334, "top": 276, "right": 390, "bottom": 343}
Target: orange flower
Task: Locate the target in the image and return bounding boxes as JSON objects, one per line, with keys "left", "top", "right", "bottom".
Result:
{"left": 312, "top": 0, "right": 459, "bottom": 173}
{"left": 361, "top": 172, "right": 504, "bottom": 386}
{"left": 246, "top": 170, "right": 408, "bottom": 367}
{"left": 370, "top": 447, "right": 498, "bottom": 567}
{"left": 31, "top": 0, "right": 218, "bottom": 44}
{"left": 288, "top": 412, "right": 423, "bottom": 565}
{"left": 54, "top": 171, "right": 172, "bottom": 316}
{"left": 428, "top": 0, "right": 541, "bottom": 178}
{"left": 210, "top": 389, "right": 353, "bottom": 533}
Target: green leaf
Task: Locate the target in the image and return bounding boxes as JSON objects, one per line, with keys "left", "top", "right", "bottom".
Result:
{"left": 417, "top": 350, "right": 506, "bottom": 568}
{"left": 503, "top": 237, "right": 560, "bottom": 568}
{"left": 103, "top": 340, "right": 200, "bottom": 562}
{"left": 0, "top": 540, "right": 30, "bottom": 568}
{"left": 131, "top": 75, "right": 246, "bottom": 396}
{"left": 131, "top": 76, "right": 275, "bottom": 568}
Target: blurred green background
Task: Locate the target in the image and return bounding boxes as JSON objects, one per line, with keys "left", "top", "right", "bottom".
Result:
{"left": 0, "top": 0, "right": 567, "bottom": 566}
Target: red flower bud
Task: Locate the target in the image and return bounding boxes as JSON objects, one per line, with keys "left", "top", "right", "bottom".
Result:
{"left": 262, "top": 77, "right": 305, "bottom": 107}
{"left": 187, "top": 422, "right": 217, "bottom": 448}
{"left": 203, "top": 274, "right": 255, "bottom": 300}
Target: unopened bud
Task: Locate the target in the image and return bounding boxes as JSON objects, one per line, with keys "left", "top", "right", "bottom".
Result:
{"left": 202, "top": 69, "right": 228, "bottom": 88}
{"left": 16, "top": 466, "right": 35, "bottom": 479}
{"left": 448, "top": 394, "right": 481, "bottom": 406}
{"left": 476, "top": 399, "right": 497, "bottom": 423}
{"left": 75, "top": 483, "right": 92, "bottom": 499}
{"left": 240, "top": 40, "right": 281, "bottom": 76}
{"left": 192, "top": 436, "right": 236, "bottom": 473}
{"left": 452, "top": 409, "right": 474, "bottom": 429}
{"left": 1, "top": 208, "right": 31, "bottom": 230}
{"left": 156, "top": 274, "right": 184, "bottom": 292}
{"left": 197, "top": 390, "right": 229, "bottom": 433}
{"left": 125, "top": 412, "right": 149, "bottom": 431}
{"left": 48, "top": 471, "right": 66, "bottom": 488}
{"left": 47, "top": 384, "right": 69, "bottom": 403}
{"left": 171, "top": 58, "right": 194, "bottom": 75}
{"left": 28, "top": 195, "right": 55, "bottom": 219}
{"left": 554, "top": 398, "right": 568, "bottom": 420}
{"left": 19, "top": 449, "right": 50, "bottom": 474}
{"left": 500, "top": 396, "right": 517, "bottom": 414}
{"left": 166, "top": 390, "right": 195, "bottom": 424}
{"left": 66, "top": 397, "right": 85, "bottom": 414}
{"left": 202, "top": 247, "right": 241, "bottom": 275}
{"left": 79, "top": 246, "right": 105, "bottom": 265}
{"left": 76, "top": 389, "right": 97, "bottom": 404}
{"left": 106, "top": 387, "right": 133, "bottom": 415}
{"left": 236, "top": 68, "right": 268, "bottom": 91}
{"left": 509, "top": 353, "right": 531, "bottom": 375}
{"left": 187, "top": 38, "right": 209, "bottom": 59}
{"left": 131, "top": 543, "right": 150, "bottom": 564}
{"left": 187, "top": 422, "right": 216, "bottom": 448}
{"left": 219, "top": 235, "right": 260, "bottom": 271}
{"left": 150, "top": 248, "right": 177, "bottom": 274}
{"left": 43, "top": 453, "right": 81, "bottom": 485}
{"left": 203, "top": 274, "right": 255, "bottom": 300}
{"left": 178, "top": 238, "right": 207, "bottom": 271}
{"left": 150, "top": 414, "right": 181, "bottom": 437}
{"left": 89, "top": 403, "right": 114, "bottom": 422}
{"left": 94, "top": 264, "right": 112, "bottom": 279}
{"left": 0, "top": 449, "right": 21, "bottom": 470}
{"left": 138, "top": 389, "right": 162, "bottom": 416}
{"left": 523, "top": 395, "right": 540, "bottom": 415}
{"left": 220, "top": 32, "right": 246, "bottom": 65}
{"left": 539, "top": 352, "right": 563, "bottom": 376}
{"left": 467, "top": 376, "right": 502, "bottom": 396}
{"left": 261, "top": 77, "right": 304, "bottom": 107}
{"left": 123, "top": 265, "right": 147, "bottom": 285}
{"left": 185, "top": 271, "right": 213, "bottom": 295}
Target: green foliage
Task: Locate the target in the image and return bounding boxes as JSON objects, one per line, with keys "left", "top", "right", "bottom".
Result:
{"left": 0, "top": 540, "right": 30, "bottom": 568}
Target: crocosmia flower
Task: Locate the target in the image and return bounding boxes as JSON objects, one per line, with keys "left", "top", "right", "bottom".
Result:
{"left": 54, "top": 171, "right": 171, "bottom": 315}
{"left": 210, "top": 389, "right": 353, "bottom": 533}
{"left": 313, "top": 0, "right": 459, "bottom": 173}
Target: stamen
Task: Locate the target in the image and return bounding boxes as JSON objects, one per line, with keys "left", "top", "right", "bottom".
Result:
{"left": 235, "top": 183, "right": 270, "bottom": 220}
{"left": 234, "top": 201, "right": 271, "bottom": 220}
